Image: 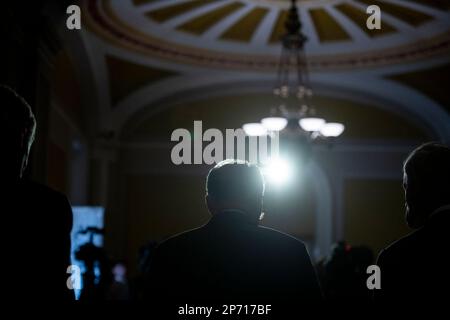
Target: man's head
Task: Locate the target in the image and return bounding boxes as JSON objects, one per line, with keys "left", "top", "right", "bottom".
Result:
{"left": 206, "top": 159, "right": 265, "bottom": 223}
{"left": 403, "top": 142, "right": 450, "bottom": 228}
{"left": 0, "top": 86, "right": 36, "bottom": 182}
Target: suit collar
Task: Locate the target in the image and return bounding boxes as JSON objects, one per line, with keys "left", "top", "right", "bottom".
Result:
{"left": 208, "top": 210, "right": 256, "bottom": 227}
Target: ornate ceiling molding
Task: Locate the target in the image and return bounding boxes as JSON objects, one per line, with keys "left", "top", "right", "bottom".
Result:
{"left": 84, "top": 0, "right": 450, "bottom": 71}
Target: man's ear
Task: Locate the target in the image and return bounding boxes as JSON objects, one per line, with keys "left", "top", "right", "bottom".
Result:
{"left": 20, "top": 151, "right": 29, "bottom": 177}
{"left": 19, "top": 131, "right": 30, "bottom": 178}
{"left": 205, "top": 194, "right": 213, "bottom": 215}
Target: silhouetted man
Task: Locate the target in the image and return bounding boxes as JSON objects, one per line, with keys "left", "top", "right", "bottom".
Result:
{"left": 375, "top": 142, "right": 450, "bottom": 302}
{"left": 0, "top": 86, "right": 74, "bottom": 301}
{"left": 145, "top": 160, "right": 322, "bottom": 306}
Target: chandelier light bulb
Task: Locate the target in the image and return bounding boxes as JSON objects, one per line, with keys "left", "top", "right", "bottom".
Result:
{"left": 320, "top": 122, "right": 345, "bottom": 137}
{"left": 242, "top": 123, "right": 268, "bottom": 136}
{"left": 261, "top": 117, "right": 288, "bottom": 131}
{"left": 299, "top": 117, "right": 325, "bottom": 132}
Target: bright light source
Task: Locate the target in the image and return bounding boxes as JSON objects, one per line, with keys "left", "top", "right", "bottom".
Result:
{"left": 320, "top": 122, "right": 345, "bottom": 137}
{"left": 243, "top": 123, "right": 267, "bottom": 136}
{"left": 262, "top": 158, "right": 293, "bottom": 186}
{"left": 261, "top": 117, "right": 288, "bottom": 131}
{"left": 299, "top": 117, "right": 325, "bottom": 132}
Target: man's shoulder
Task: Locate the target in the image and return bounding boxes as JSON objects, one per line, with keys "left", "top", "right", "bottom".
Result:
{"left": 158, "top": 224, "right": 307, "bottom": 250}
{"left": 21, "top": 180, "right": 67, "bottom": 201}
{"left": 256, "top": 225, "right": 307, "bottom": 248}
{"left": 19, "top": 180, "right": 72, "bottom": 221}
{"left": 156, "top": 225, "right": 205, "bottom": 251}
{"left": 378, "top": 229, "right": 420, "bottom": 262}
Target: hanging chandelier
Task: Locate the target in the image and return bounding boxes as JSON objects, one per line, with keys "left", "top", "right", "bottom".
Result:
{"left": 242, "top": 0, "right": 345, "bottom": 139}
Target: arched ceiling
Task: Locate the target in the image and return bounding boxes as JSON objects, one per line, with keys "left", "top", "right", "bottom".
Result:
{"left": 73, "top": 0, "right": 450, "bottom": 142}
{"left": 84, "top": 0, "right": 450, "bottom": 70}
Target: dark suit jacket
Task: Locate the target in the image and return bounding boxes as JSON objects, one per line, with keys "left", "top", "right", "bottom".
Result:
{"left": 3, "top": 180, "right": 74, "bottom": 301}
{"left": 145, "top": 211, "right": 322, "bottom": 303}
{"left": 375, "top": 208, "right": 450, "bottom": 302}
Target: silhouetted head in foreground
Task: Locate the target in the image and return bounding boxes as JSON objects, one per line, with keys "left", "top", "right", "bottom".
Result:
{"left": 206, "top": 159, "right": 265, "bottom": 224}
{"left": 0, "top": 85, "right": 36, "bottom": 183}
{"left": 403, "top": 142, "right": 450, "bottom": 228}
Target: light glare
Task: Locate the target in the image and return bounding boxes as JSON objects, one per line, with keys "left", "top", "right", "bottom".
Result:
{"left": 262, "top": 158, "right": 293, "bottom": 186}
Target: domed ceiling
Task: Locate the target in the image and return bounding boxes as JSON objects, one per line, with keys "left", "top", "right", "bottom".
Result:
{"left": 84, "top": 0, "right": 450, "bottom": 70}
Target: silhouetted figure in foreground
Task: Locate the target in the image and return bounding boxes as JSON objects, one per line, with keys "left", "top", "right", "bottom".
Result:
{"left": 145, "top": 160, "right": 322, "bottom": 305}
{"left": 0, "top": 86, "right": 73, "bottom": 301}
{"left": 375, "top": 142, "right": 450, "bottom": 302}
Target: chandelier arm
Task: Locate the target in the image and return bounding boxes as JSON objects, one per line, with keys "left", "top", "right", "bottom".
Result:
{"left": 276, "top": 42, "right": 286, "bottom": 87}
{"left": 295, "top": 50, "right": 303, "bottom": 91}
{"left": 301, "top": 50, "right": 311, "bottom": 92}
{"left": 283, "top": 50, "right": 290, "bottom": 91}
